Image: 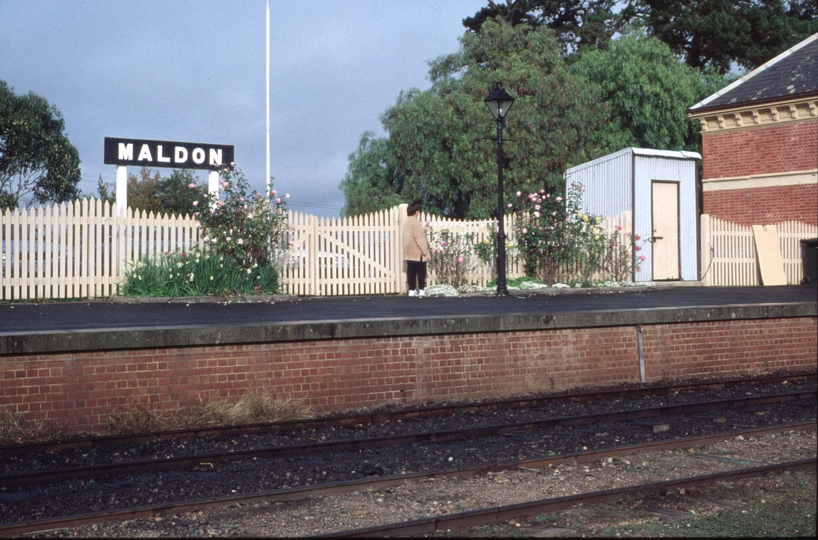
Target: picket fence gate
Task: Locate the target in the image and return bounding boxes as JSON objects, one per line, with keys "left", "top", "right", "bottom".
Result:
{"left": 1, "top": 199, "right": 815, "bottom": 300}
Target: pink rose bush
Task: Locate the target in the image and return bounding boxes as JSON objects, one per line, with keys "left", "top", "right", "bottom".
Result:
{"left": 195, "top": 168, "right": 289, "bottom": 271}
{"left": 427, "top": 227, "right": 476, "bottom": 288}
{"left": 510, "top": 182, "right": 646, "bottom": 285}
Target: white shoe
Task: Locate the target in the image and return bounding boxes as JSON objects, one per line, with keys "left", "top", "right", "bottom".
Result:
{"left": 418, "top": 289, "right": 426, "bottom": 297}
{"left": 408, "top": 290, "right": 417, "bottom": 297}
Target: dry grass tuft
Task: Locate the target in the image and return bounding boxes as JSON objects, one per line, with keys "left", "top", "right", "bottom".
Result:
{"left": 105, "top": 390, "right": 313, "bottom": 435}
{"left": 104, "top": 406, "right": 188, "bottom": 435}
{"left": 0, "top": 407, "right": 67, "bottom": 445}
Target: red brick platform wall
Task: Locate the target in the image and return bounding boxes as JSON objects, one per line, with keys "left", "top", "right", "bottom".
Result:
{"left": 2, "top": 317, "right": 816, "bottom": 435}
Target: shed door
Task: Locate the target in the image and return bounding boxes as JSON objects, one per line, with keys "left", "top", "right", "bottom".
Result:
{"left": 651, "top": 181, "right": 680, "bottom": 280}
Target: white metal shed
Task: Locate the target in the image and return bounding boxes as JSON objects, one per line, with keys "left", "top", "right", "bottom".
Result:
{"left": 564, "top": 147, "right": 701, "bottom": 282}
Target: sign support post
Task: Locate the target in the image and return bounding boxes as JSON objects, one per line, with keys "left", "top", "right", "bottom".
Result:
{"left": 115, "top": 166, "right": 127, "bottom": 217}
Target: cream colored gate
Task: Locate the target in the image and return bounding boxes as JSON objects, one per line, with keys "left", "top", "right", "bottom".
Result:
{"left": 282, "top": 208, "right": 403, "bottom": 296}
{"left": 651, "top": 181, "right": 680, "bottom": 280}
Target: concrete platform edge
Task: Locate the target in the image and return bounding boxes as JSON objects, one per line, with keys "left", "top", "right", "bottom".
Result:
{"left": 2, "top": 302, "right": 815, "bottom": 356}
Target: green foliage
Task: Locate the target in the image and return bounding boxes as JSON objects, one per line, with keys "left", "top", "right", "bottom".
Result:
{"left": 121, "top": 248, "right": 279, "bottom": 297}
{"left": 594, "top": 225, "right": 648, "bottom": 282}
{"left": 113, "top": 167, "right": 207, "bottom": 216}
{"left": 95, "top": 175, "right": 115, "bottom": 205}
{"left": 570, "top": 31, "right": 713, "bottom": 151}
{"left": 486, "top": 275, "right": 544, "bottom": 288}
{"left": 465, "top": 1, "right": 817, "bottom": 74}
{"left": 379, "top": 20, "right": 618, "bottom": 219}
{"left": 513, "top": 182, "right": 603, "bottom": 285}
{"left": 195, "top": 168, "right": 289, "bottom": 270}
{"left": 340, "top": 131, "right": 406, "bottom": 216}
{"left": 0, "top": 191, "right": 17, "bottom": 212}
{"left": 427, "top": 229, "right": 477, "bottom": 288}
{"left": 622, "top": 0, "right": 818, "bottom": 73}
{"left": 127, "top": 168, "right": 162, "bottom": 214}
{"left": 0, "top": 80, "right": 81, "bottom": 209}
{"left": 119, "top": 168, "right": 288, "bottom": 299}
{"left": 160, "top": 170, "right": 208, "bottom": 216}
{"left": 463, "top": 1, "right": 623, "bottom": 55}
{"left": 473, "top": 225, "right": 517, "bottom": 282}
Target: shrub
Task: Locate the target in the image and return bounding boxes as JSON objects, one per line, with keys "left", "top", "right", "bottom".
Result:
{"left": 512, "top": 182, "right": 603, "bottom": 285}
{"left": 121, "top": 168, "right": 288, "bottom": 298}
{"left": 596, "top": 226, "right": 647, "bottom": 282}
{"left": 473, "top": 225, "right": 516, "bottom": 282}
{"left": 194, "top": 168, "right": 289, "bottom": 269}
{"left": 427, "top": 228, "right": 476, "bottom": 288}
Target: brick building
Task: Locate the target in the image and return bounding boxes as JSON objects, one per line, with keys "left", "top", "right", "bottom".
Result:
{"left": 688, "top": 34, "right": 817, "bottom": 226}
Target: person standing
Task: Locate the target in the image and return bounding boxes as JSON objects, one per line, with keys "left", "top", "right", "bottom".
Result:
{"left": 403, "top": 202, "right": 430, "bottom": 297}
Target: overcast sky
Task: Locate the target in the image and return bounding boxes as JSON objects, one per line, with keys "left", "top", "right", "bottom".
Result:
{"left": 0, "top": 0, "right": 487, "bottom": 216}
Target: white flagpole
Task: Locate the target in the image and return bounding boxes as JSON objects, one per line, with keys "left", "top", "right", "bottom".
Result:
{"left": 266, "top": 0, "right": 271, "bottom": 197}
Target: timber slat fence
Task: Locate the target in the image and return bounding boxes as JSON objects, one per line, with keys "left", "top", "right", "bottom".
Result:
{"left": 700, "top": 214, "right": 816, "bottom": 286}
{"left": 2, "top": 199, "right": 815, "bottom": 300}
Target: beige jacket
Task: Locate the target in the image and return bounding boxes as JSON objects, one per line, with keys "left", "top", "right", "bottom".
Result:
{"left": 403, "top": 215, "right": 430, "bottom": 261}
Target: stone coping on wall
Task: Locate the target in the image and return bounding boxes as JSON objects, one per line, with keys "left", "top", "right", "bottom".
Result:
{"left": 2, "top": 300, "right": 814, "bottom": 357}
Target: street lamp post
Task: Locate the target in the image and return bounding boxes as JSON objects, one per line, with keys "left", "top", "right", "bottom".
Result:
{"left": 484, "top": 82, "right": 515, "bottom": 296}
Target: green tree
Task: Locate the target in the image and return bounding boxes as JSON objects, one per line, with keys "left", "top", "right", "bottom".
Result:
{"left": 570, "top": 31, "right": 733, "bottom": 152}
{"left": 466, "top": 1, "right": 817, "bottom": 73}
{"left": 128, "top": 168, "right": 163, "bottom": 215}
{"left": 620, "top": 0, "right": 818, "bottom": 73}
{"left": 95, "top": 175, "right": 115, "bottom": 205}
{"left": 376, "top": 20, "right": 621, "bottom": 219}
{"left": 0, "top": 80, "right": 81, "bottom": 210}
{"left": 340, "top": 131, "right": 406, "bottom": 216}
{"left": 158, "top": 170, "right": 207, "bottom": 216}
{"left": 116, "top": 167, "right": 206, "bottom": 216}
{"left": 463, "top": 0, "right": 622, "bottom": 55}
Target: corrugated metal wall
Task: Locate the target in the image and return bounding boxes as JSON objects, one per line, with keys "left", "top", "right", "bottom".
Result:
{"left": 565, "top": 148, "right": 633, "bottom": 218}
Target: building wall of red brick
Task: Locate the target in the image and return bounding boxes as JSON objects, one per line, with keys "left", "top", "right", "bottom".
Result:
{"left": 2, "top": 317, "right": 815, "bottom": 435}
{"left": 702, "top": 120, "right": 818, "bottom": 180}
{"left": 703, "top": 183, "right": 818, "bottom": 226}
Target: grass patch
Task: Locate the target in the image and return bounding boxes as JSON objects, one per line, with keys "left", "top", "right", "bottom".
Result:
{"left": 105, "top": 390, "right": 314, "bottom": 435}
{"left": 0, "top": 407, "right": 67, "bottom": 445}
{"left": 528, "top": 473, "right": 817, "bottom": 538}
{"left": 443, "top": 470, "right": 816, "bottom": 538}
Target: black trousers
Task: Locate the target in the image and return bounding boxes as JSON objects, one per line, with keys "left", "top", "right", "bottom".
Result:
{"left": 406, "top": 260, "right": 427, "bottom": 291}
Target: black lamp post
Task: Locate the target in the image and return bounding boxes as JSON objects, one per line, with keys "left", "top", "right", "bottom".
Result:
{"left": 484, "top": 82, "right": 515, "bottom": 296}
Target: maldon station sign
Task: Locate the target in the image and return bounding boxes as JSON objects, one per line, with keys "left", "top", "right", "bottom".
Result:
{"left": 104, "top": 137, "right": 235, "bottom": 170}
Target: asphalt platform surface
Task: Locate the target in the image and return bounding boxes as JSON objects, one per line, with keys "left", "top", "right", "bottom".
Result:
{"left": 1, "top": 285, "right": 815, "bottom": 334}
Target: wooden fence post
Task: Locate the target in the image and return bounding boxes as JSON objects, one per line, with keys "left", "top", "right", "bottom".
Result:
{"left": 700, "top": 213, "right": 712, "bottom": 286}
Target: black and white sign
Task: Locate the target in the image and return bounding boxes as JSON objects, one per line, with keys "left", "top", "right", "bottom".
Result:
{"left": 104, "top": 137, "right": 234, "bottom": 170}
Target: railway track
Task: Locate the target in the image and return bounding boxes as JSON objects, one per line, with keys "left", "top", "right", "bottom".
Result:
{"left": 319, "top": 457, "right": 817, "bottom": 538}
{"left": 0, "top": 375, "right": 814, "bottom": 537}
{"left": 3, "top": 390, "right": 814, "bottom": 488}
{"left": 1, "top": 423, "right": 814, "bottom": 537}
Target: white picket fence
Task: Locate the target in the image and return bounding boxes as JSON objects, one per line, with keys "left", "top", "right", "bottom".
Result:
{"left": 700, "top": 214, "right": 816, "bottom": 286}
{"left": 1, "top": 200, "right": 815, "bottom": 300}
{"left": 1, "top": 198, "right": 203, "bottom": 300}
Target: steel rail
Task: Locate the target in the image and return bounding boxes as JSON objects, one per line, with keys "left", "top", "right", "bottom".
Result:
{"left": 318, "top": 458, "right": 818, "bottom": 538}
{"left": 2, "top": 371, "right": 812, "bottom": 457}
{"left": 3, "top": 390, "right": 814, "bottom": 488}
{"left": 0, "top": 421, "right": 813, "bottom": 538}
